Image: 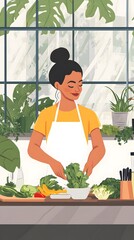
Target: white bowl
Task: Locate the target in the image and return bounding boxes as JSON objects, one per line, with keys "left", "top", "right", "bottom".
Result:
{"left": 67, "top": 187, "right": 90, "bottom": 200}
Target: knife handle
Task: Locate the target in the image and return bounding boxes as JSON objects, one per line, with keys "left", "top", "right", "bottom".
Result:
{"left": 119, "top": 170, "right": 122, "bottom": 181}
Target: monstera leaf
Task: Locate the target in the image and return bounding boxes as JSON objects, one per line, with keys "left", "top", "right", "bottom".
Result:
{"left": 13, "top": 84, "right": 40, "bottom": 110}
{"left": 0, "top": 95, "right": 19, "bottom": 123}
{"left": 27, "top": 0, "right": 65, "bottom": 34}
{"left": 0, "top": 0, "right": 29, "bottom": 36}
{"left": 6, "top": 0, "right": 29, "bottom": 26}
{"left": 0, "top": 135, "right": 20, "bottom": 172}
{"left": 0, "top": 0, "right": 116, "bottom": 37}
{"left": 86, "top": 0, "right": 115, "bottom": 23}
{"left": 38, "top": 97, "right": 55, "bottom": 111}
{"left": 62, "top": 0, "right": 84, "bottom": 14}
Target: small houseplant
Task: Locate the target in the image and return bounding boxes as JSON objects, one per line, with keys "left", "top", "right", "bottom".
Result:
{"left": 106, "top": 85, "right": 134, "bottom": 129}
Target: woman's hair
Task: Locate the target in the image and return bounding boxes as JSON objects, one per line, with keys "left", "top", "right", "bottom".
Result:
{"left": 49, "top": 47, "right": 83, "bottom": 88}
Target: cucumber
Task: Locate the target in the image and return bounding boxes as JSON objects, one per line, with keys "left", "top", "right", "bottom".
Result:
{"left": 0, "top": 186, "right": 27, "bottom": 198}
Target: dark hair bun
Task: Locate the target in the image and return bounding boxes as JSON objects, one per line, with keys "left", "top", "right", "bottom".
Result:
{"left": 50, "top": 47, "right": 70, "bottom": 64}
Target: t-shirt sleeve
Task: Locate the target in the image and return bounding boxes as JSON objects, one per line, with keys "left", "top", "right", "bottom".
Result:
{"left": 88, "top": 110, "right": 101, "bottom": 134}
{"left": 33, "top": 110, "right": 46, "bottom": 136}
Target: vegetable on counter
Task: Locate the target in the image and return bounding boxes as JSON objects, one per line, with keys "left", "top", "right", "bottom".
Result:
{"left": 64, "top": 163, "right": 89, "bottom": 188}
{"left": 91, "top": 178, "right": 120, "bottom": 199}
{"left": 0, "top": 185, "right": 28, "bottom": 198}
{"left": 91, "top": 185, "right": 114, "bottom": 200}
{"left": 34, "top": 192, "right": 46, "bottom": 198}
{"left": 38, "top": 184, "right": 67, "bottom": 197}
{"left": 40, "top": 175, "right": 63, "bottom": 190}
{"left": 20, "top": 185, "right": 38, "bottom": 197}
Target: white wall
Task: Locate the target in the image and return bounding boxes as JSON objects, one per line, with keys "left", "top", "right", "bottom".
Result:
{"left": 0, "top": 139, "right": 133, "bottom": 188}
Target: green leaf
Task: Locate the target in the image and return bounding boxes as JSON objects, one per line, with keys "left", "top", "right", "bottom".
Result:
{"left": 106, "top": 86, "right": 120, "bottom": 104}
{"left": 13, "top": 84, "right": 38, "bottom": 109}
{"left": 7, "top": 0, "right": 29, "bottom": 27}
{"left": 6, "top": 96, "right": 20, "bottom": 123}
{"left": 0, "top": 135, "right": 20, "bottom": 172}
{"left": 27, "top": 0, "right": 65, "bottom": 31}
{"left": 0, "top": 6, "right": 4, "bottom": 28}
{"left": 38, "top": 97, "right": 55, "bottom": 111}
{"left": 86, "top": 0, "right": 115, "bottom": 23}
{"left": 26, "top": 1, "right": 36, "bottom": 27}
{"left": 62, "top": 0, "right": 84, "bottom": 14}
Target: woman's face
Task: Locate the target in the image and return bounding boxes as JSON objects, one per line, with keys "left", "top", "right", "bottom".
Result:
{"left": 55, "top": 71, "right": 83, "bottom": 101}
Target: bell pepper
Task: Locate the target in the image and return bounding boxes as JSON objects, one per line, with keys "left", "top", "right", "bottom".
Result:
{"left": 34, "top": 192, "right": 46, "bottom": 198}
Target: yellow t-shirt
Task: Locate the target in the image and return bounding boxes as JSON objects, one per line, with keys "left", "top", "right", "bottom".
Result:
{"left": 33, "top": 104, "right": 101, "bottom": 142}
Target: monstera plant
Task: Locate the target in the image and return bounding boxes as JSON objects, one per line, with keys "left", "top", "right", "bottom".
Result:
{"left": 0, "top": 0, "right": 117, "bottom": 36}
{"left": 0, "top": 84, "right": 54, "bottom": 137}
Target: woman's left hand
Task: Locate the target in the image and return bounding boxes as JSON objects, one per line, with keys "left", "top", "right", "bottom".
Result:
{"left": 83, "top": 159, "right": 93, "bottom": 176}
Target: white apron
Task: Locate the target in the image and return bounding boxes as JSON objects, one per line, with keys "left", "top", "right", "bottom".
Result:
{"left": 44, "top": 101, "right": 91, "bottom": 186}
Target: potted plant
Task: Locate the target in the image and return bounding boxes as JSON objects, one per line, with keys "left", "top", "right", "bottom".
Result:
{"left": 106, "top": 85, "right": 134, "bottom": 129}
{"left": 0, "top": 84, "right": 54, "bottom": 134}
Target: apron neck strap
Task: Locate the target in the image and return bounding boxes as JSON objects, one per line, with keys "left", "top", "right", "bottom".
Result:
{"left": 54, "top": 101, "right": 82, "bottom": 122}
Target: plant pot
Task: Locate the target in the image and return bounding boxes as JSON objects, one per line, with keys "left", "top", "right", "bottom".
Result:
{"left": 112, "top": 112, "right": 128, "bottom": 129}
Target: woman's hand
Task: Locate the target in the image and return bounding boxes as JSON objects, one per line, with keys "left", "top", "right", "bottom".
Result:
{"left": 83, "top": 159, "right": 93, "bottom": 176}
{"left": 50, "top": 160, "right": 67, "bottom": 180}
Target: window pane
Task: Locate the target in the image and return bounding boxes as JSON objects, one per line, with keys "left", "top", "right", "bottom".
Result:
{"left": 7, "top": 31, "right": 36, "bottom": 81}
{"left": 78, "top": 84, "right": 130, "bottom": 126}
{"left": 75, "top": 31, "right": 126, "bottom": 82}
{"left": 129, "top": 0, "right": 134, "bottom": 27}
{"left": 39, "top": 31, "right": 72, "bottom": 82}
{"left": 129, "top": 31, "right": 134, "bottom": 81}
{"left": 6, "top": 0, "right": 36, "bottom": 27}
{"left": 0, "top": 0, "right": 4, "bottom": 27}
{"left": 0, "top": 33, "right": 4, "bottom": 81}
{"left": 7, "top": 84, "right": 36, "bottom": 132}
{"left": 74, "top": 0, "right": 126, "bottom": 27}
{"left": 38, "top": 2, "right": 72, "bottom": 28}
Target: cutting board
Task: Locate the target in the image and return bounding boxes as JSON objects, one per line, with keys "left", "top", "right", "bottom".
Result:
{"left": 0, "top": 195, "right": 45, "bottom": 202}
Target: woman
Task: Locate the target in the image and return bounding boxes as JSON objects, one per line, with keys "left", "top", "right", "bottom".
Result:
{"left": 28, "top": 47, "right": 105, "bottom": 183}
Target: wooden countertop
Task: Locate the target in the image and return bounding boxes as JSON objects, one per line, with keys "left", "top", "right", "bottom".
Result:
{"left": 1, "top": 196, "right": 134, "bottom": 206}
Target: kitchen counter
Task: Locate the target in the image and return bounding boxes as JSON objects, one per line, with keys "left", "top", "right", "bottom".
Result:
{"left": 1, "top": 197, "right": 134, "bottom": 224}
{"left": 1, "top": 197, "right": 134, "bottom": 206}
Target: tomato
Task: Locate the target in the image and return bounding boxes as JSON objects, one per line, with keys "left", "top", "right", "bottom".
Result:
{"left": 34, "top": 192, "right": 46, "bottom": 198}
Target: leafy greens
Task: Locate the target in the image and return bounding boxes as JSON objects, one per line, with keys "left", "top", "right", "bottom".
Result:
{"left": 64, "top": 163, "right": 89, "bottom": 188}
{"left": 40, "top": 175, "right": 63, "bottom": 190}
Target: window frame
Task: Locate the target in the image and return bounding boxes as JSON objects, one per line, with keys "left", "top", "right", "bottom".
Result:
{"left": 0, "top": 0, "right": 134, "bottom": 122}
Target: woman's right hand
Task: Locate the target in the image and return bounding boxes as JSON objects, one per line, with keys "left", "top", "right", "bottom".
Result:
{"left": 50, "top": 160, "right": 67, "bottom": 180}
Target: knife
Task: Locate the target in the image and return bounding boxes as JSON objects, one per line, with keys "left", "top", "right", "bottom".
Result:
{"left": 129, "top": 169, "right": 132, "bottom": 181}
{"left": 119, "top": 170, "right": 122, "bottom": 181}
{"left": 123, "top": 168, "right": 126, "bottom": 181}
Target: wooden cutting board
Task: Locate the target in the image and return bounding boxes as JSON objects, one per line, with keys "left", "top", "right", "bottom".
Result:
{"left": 0, "top": 195, "right": 46, "bottom": 202}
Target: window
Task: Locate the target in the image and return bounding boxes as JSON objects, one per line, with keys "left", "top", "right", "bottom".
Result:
{"left": 0, "top": 0, "right": 134, "bottom": 132}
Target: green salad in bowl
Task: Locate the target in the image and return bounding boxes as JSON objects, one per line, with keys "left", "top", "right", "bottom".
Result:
{"left": 64, "top": 163, "right": 90, "bottom": 199}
